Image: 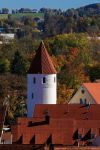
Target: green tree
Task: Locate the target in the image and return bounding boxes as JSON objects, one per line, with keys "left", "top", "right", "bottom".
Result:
{"left": 11, "top": 51, "right": 28, "bottom": 75}
{"left": 0, "top": 58, "right": 10, "bottom": 73}
{"left": 2, "top": 8, "right": 9, "bottom": 14}
{"left": 88, "top": 65, "right": 100, "bottom": 81}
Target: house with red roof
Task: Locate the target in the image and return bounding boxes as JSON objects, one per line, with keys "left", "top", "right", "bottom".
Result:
{"left": 11, "top": 104, "right": 100, "bottom": 146}
{"left": 69, "top": 83, "right": 100, "bottom": 104}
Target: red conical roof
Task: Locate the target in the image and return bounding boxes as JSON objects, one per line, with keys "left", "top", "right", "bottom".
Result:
{"left": 28, "top": 41, "right": 57, "bottom": 74}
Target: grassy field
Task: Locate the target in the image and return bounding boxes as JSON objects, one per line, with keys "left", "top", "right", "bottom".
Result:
{"left": 10, "top": 13, "right": 44, "bottom": 19}
{"left": 0, "top": 14, "right": 8, "bottom": 20}
{"left": 0, "top": 13, "right": 44, "bottom": 20}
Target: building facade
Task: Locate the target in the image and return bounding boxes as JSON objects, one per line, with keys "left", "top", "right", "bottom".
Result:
{"left": 69, "top": 83, "right": 100, "bottom": 104}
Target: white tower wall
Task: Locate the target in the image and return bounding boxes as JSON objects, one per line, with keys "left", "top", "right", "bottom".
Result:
{"left": 27, "top": 74, "right": 57, "bottom": 117}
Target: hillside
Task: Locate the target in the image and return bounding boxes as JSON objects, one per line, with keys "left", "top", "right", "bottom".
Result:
{"left": 77, "top": 3, "right": 100, "bottom": 16}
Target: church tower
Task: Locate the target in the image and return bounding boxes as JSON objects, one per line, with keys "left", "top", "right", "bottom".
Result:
{"left": 27, "top": 41, "right": 57, "bottom": 117}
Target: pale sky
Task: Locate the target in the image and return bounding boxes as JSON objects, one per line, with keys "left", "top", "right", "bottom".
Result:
{"left": 0, "top": 0, "right": 100, "bottom": 10}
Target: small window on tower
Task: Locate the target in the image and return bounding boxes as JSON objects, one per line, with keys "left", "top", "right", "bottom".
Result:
{"left": 33, "top": 77, "right": 36, "bottom": 84}
{"left": 32, "top": 93, "right": 34, "bottom": 99}
{"left": 54, "top": 77, "right": 56, "bottom": 83}
{"left": 43, "top": 77, "right": 46, "bottom": 83}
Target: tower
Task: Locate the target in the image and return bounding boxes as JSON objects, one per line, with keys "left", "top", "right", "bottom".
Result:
{"left": 27, "top": 41, "right": 57, "bottom": 117}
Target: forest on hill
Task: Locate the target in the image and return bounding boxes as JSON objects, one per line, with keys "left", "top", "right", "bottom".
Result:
{"left": 0, "top": 3, "right": 100, "bottom": 122}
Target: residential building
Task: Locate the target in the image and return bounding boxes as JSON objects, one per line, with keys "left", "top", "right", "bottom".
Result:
{"left": 0, "top": 33, "right": 15, "bottom": 43}
{"left": 69, "top": 83, "right": 100, "bottom": 104}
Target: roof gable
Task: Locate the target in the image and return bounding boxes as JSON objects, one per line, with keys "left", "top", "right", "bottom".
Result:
{"left": 28, "top": 41, "right": 57, "bottom": 74}
{"left": 83, "top": 83, "right": 100, "bottom": 104}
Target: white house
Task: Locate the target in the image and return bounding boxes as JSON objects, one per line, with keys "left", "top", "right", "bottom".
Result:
{"left": 0, "top": 33, "right": 15, "bottom": 44}
{"left": 27, "top": 41, "right": 57, "bottom": 117}
{"left": 69, "top": 83, "right": 100, "bottom": 104}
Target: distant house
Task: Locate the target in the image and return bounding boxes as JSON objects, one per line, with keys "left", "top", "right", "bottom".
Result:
{"left": 18, "top": 8, "right": 38, "bottom": 13}
{"left": 0, "top": 33, "right": 15, "bottom": 44}
{"left": 32, "top": 9, "right": 38, "bottom": 13}
{"left": 69, "top": 83, "right": 100, "bottom": 104}
{"left": 88, "top": 36, "right": 100, "bottom": 40}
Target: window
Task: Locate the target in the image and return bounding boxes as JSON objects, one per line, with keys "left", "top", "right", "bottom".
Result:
{"left": 33, "top": 77, "right": 36, "bottom": 84}
{"left": 81, "top": 87, "right": 85, "bottom": 94}
{"left": 32, "top": 93, "right": 34, "bottom": 99}
{"left": 80, "top": 98, "right": 86, "bottom": 105}
{"left": 43, "top": 77, "right": 46, "bottom": 83}
{"left": 80, "top": 99, "right": 83, "bottom": 104}
{"left": 78, "top": 134, "right": 83, "bottom": 140}
{"left": 91, "top": 133, "right": 95, "bottom": 139}
{"left": 54, "top": 77, "right": 56, "bottom": 83}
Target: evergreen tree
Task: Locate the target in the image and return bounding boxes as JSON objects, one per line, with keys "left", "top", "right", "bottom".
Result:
{"left": 11, "top": 51, "right": 27, "bottom": 75}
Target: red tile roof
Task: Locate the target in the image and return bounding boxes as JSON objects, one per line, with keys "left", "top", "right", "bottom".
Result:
{"left": 0, "top": 145, "right": 34, "bottom": 150}
{"left": 83, "top": 83, "right": 100, "bottom": 104}
{"left": 33, "top": 104, "right": 100, "bottom": 120}
{"left": 12, "top": 104, "right": 100, "bottom": 145}
{"left": 0, "top": 145, "right": 100, "bottom": 150}
{"left": 28, "top": 41, "right": 57, "bottom": 74}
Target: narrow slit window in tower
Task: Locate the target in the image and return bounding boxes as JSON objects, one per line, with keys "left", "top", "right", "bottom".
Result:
{"left": 33, "top": 77, "right": 36, "bottom": 84}
{"left": 43, "top": 77, "right": 46, "bottom": 83}
{"left": 54, "top": 77, "right": 56, "bottom": 83}
{"left": 32, "top": 93, "right": 34, "bottom": 99}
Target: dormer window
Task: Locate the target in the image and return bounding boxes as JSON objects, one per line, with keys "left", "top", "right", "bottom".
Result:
{"left": 91, "top": 133, "right": 95, "bottom": 139}
{"left": 78, "top": 134, "right": 83, "bottom": 140}
{"left": 43, "top": 77, "right": 46, "bottom": 83}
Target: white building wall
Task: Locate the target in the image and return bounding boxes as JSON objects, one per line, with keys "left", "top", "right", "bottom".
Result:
{"left": 69, "top": 85, "right": 96, "bottom": 104}
{"left": 27, "top": 74, "right": 57, "bottom": 117}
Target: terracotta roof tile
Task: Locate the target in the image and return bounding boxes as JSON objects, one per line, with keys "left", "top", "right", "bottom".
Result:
{"left": 83, "top": 83, "right": 100, "bottom": 104}
{"left": 28, "top": 41, "right": 57, "bottom": 74}
{"left": 33, "top": 104, "right": 100, "bottom": 120}
{"left": 12, "top": 104, "right": 100, "bottom": 145}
